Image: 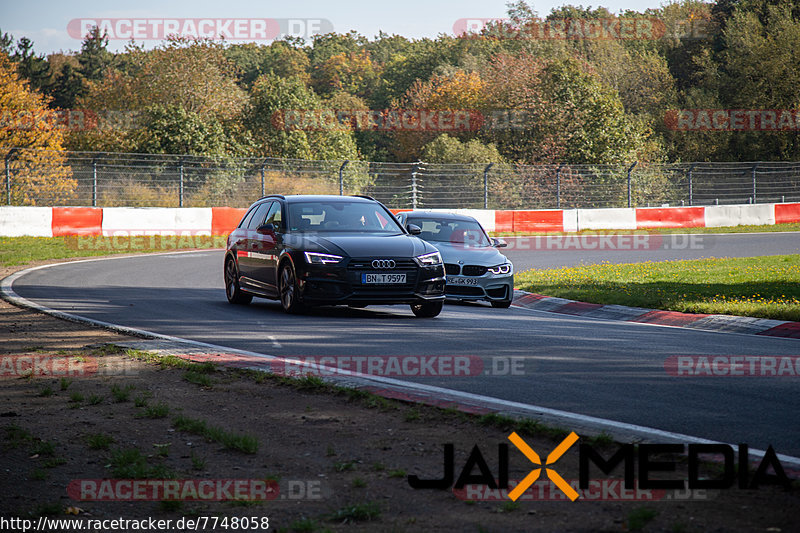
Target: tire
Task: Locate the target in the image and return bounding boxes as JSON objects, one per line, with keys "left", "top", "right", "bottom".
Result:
{"left": 491, "top": 299, "right": 512, "bottom": 308}
{"left": 224, "top": 258, "right": 252, "bottom": 305}
{"left": 278, "top": 261, "right": 305, "bottom": 314}
{"left": 410, "top": 300, "right": 443, "bottom": 318}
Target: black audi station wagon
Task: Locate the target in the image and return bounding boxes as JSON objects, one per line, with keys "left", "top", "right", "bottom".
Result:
{"left": 224, "top": 195, "right": 446, "bottom": 317}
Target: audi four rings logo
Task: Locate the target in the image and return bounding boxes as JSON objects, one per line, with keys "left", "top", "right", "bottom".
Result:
{"left": 372, "top": 259, "right": 396, "bottom": 269}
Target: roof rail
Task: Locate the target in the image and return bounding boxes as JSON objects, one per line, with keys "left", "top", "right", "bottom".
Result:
{"left": 259, "top": 194, "right": 285, "bottom": 200}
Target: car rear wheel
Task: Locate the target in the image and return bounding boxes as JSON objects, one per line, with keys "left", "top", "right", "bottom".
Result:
{"left": 225, "top": 258, "right": 252, "bottom": 305}
{"left": 410, "top": 300, "right": 443, "bottom": 318}
{"left": 279, "top": 262, "right": 304, "bottom": 314}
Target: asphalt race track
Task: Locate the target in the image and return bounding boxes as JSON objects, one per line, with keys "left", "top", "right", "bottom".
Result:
{"left": 9, "top": 232, "right": 800, "bottom": 456}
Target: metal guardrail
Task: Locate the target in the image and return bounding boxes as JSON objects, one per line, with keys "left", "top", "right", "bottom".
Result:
{"left": 3, "top": 148, "right": 800, "bottom": 209}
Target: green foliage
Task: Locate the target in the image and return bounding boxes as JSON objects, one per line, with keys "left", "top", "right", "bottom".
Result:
{"left": 225, "top": 41, "right": 310, "bottom": 88}
{"left": 78, "top": 26, "right": 112, "bottom": 81}
{"left": 49, "top": 63, "right": 86, "bottom": 109}
{"left": 11, "top": 37, "right": 52, "bottom": 93}
{"left": 172, "top": 415, "right": 259, "bottom": 454}
{"left": 244, "top": 74, "right": 360, "bottom": 161}
{"left": 143, "top": 402, "right": 170, "bottom": 419}
{"left": 133, "top": 104, "right": 231, "bottom": 156}
{"left": 86, "top": 433, "right": 114, "bottom": 450}
{"left": 183, "top": 369, "right": 214, "bottom": 387}
{"left": 327, "top": 501, "right": 381, "bottom": 522}
{"left": 109, "top": 447, "right": 174, "bottom": 478}
{"left": 627, "top": 507, "right": 658, "bottom": 531}
{"left": 421, "top": 134, "right": 505, "bottom": 164}
{"left": 110, "top": 384, "right": 135, "bottom": 403}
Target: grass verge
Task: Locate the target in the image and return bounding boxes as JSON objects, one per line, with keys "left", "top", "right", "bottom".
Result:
{"left": 0, "top": 235, "right": 227, "bottom": 267}
{"left": 172, "top": 414, "right": 259, "bottom": 454}
{"left": 515, "top": 254, "right": 800, "bottom": 321}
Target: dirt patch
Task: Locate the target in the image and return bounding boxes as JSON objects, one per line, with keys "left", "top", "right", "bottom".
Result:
{"left": 1, "top": 259, "right": 798, "bottom": 532}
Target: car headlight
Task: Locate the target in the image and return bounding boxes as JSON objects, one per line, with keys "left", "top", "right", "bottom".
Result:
{"left": 488, "top": 262, "right": 513, "bottom": 275}
{"left": 414, "top": 251, "right": 442, "bottom": 266}
{"left": 304, "top": 252, "right": 343, "bottom": 265}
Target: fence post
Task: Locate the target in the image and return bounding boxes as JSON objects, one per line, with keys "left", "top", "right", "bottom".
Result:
{"left": 4, "top": 148, "right": 18, "bottom": 205}
{"left": 483, "top": 163, "right": 493, "bottom": 209}
{"left": 260, "top": 163, "right": 266, "bottom": 197}
{"left": 687, "top": 163, "right": 696, "bottom": 206}
{"left": 751, "top": 163, "right": 759, "bottom": 203}
{"left": 411, "top": 161, "right": 421, "bottom": 209}
{"left": 556, "top": 164, "right": 564, "bottom": 209}
{"left": 92, "top": 157, "right": 98, "bottom": 207}
{"left": 339, "top": 160, "right": 349, "bottom": 195}
{"left": 179, "top": 158, "right": 185, "bottom": 208}
{"left": 626, "top": 161, "right": 637, "bottom": 208}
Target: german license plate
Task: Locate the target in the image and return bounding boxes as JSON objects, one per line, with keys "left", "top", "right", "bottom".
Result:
{"left": 447, "top": 276, "right": 479, "bottom": 285}
{"left": 362, "top": 273, "right": 406, "bottom": 284}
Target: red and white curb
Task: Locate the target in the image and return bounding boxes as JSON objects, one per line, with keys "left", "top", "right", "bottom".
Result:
{"left": 512, "top": 291, "right": 800, "bottom": 339}
{"left": 2, "top": 201, "right": 800, "bottom": 236}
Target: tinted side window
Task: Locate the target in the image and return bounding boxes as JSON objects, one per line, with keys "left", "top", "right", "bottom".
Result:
{"left": 246, "top": 201, "right": 273, "bottom": 230}
{"left": 264, "top": 201, "right": 283, "bottom": 231}
{"left": 238, "top": 205, "right": 258, "bottom": 229}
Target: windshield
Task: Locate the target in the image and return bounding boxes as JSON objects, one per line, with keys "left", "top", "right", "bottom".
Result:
{"left": 287, "top": 201, "right": 405, "bottom": 233}
{"left": 409, "top": 217, "right": 492, "bottom": 247}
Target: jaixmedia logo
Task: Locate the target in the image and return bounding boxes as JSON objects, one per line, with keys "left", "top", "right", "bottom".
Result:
{"left": 408, "top": 432, "right": 792, "bottom": 501}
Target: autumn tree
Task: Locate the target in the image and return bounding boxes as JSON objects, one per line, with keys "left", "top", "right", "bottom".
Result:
{"left": 0, "top": 52, "right": 75, "bottom": 204}
{"left": 481, "top": 54, "right": 646, "bottom": 164}
{"left": 70, "top": 38, "right": 249, "bottom": 155}
{"left": 225, "top": 41, "right": 310, "bottom": 88}
{"left": 311, "top": 49, "right": 382, "bottom": 100}
{"left": 243, "top": 74, "right": 359, "bottom": 161}
{"left": 391, "top": 70, "right": 487, "bottom": 161}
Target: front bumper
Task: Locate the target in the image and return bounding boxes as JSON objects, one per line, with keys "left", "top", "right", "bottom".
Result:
{"left": 444, "top": 273, "right": 514, "bottom": 302}
{"left": 298, "top": 258, "right": 446, "bottom": 305}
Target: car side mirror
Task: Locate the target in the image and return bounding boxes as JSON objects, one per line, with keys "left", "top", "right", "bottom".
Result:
{"left": 406, "top": 223, "right": 422, "bottom": 235}
{"left": 256, "top": 223, "right": 276, "bottom": 235}
{"left": 492, "top": 238, "right": 507, "bottom": 248}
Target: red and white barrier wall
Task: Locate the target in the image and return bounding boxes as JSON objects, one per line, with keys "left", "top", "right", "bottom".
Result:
{"left": 0, "top": 203, "right": 798, "bottom": 237}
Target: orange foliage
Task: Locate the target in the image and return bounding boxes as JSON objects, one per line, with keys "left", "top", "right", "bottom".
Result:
{"left": 0, "top": 52, "right": 75, "bottom": 205}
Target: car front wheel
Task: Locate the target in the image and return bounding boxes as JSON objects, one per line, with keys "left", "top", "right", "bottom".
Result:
{"left": 410, "top": 300, "right": 443, "bottom": 318}
{"left": 224, "top": 258, "right": 252, "bottom": 305}
{"left": 279, "top": 262, "right": 304, "bottom": 314}
{"left": 491, "top": 299, "right": 512, "bottom": 308}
